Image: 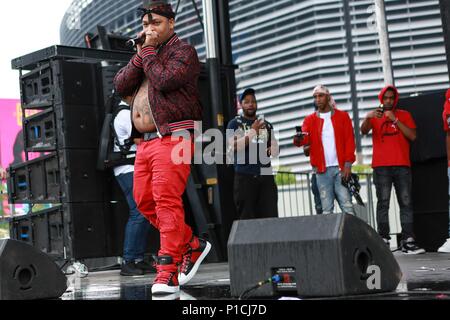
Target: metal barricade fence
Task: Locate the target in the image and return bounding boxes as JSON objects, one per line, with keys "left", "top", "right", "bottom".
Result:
{"left": 1, "top": 172, "right": 403, "bottom": 242}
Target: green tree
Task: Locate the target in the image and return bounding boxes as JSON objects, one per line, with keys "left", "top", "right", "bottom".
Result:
{"left": 352, "top": 164, "right": 373, "bottom": 174}
{"left": 275, "top": 167, "right": 297, "bottom": 186}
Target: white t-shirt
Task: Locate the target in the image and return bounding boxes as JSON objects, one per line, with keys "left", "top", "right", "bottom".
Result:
{"left": 113, "top": 106, "right": 137, "bottom": 177}
{"left": 319, "top": 111, "right": 339, "bottom": 167}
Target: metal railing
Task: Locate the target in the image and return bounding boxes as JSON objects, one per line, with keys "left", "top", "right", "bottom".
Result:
{"left": 1, "top": 172, "right": 404, "bottom": 242}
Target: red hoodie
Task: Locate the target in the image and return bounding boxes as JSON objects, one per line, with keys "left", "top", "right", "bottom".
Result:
{"left": 370, "top": 85, "right": 416, "bottom": 168}
{"left": 293, "top": 108, "right": 356, "bottom": 173}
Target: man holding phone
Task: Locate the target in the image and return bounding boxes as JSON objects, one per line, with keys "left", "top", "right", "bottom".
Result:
{"left": 294, "top": 85, "right": 356, "bottom": 215}
{"left": 227, "top": 88, "right": 280, "bottom": 220}
{"left": 361, "top": 85, "right": 424, "bottom": 254}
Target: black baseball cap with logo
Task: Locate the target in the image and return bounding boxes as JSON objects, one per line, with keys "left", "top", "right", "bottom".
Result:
{"left": 239, "top": 88, "right": 256, "bottom": 103}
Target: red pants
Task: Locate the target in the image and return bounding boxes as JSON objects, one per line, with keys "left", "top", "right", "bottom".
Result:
{"left": 133, "top": 135, "right": 194, "bottom": 268}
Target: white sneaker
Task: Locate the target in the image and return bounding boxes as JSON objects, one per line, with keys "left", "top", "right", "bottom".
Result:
{"left": 438, "top": 238, "right": 450, "bottom": 253}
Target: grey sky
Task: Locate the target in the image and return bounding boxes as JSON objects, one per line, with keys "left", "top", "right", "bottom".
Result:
{"left": 0, "top": 0, "right": 74, "bottom": 99}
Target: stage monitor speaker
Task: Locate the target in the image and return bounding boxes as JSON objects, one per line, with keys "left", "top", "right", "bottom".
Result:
{"left": 228, "top": 214, "right": 402, "bottom": 298}
{"left": 0, "top": 239, "right": 67, "bottom": 300}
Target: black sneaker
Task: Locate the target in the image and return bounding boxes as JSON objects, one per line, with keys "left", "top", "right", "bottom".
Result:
{"left": 135, "top": 261, "right": 156, "bottom": 274}
{"left": 179, "top": 237, "right": 211, "bottom": 286}
{"left": 401, "top": 238, "right": 426, "bottom": 255}
{"left": 120, "top": 262, "right": 144, "bottom": 276}
{"left": 383, "top": 238, "right": 390, "bottom": 247}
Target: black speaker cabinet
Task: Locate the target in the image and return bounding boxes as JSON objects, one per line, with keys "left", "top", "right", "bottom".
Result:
{"left": 8, "top": 150, "right": 107, "bottom": 204}
{"left": 228, "top": 214, "right": 402, "bottom": 298}
{"left": 401, "top": 91, "right": 449, "bottom": 251}
{"left": 24, "top": 104, "right": 101, "bottom": 152}
{"left": 20, "top": 60, "right": 99, "bottom": 109}
{"left": 0, "top": 239, "right": 67, "bottom": 300}
{"left": 9, "top": 201, "right": 160, "bottom": 261}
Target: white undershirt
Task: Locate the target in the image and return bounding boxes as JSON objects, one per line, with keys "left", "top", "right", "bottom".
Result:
{"left": 113, "top": 107, "right": 137, "bottom": 177}
{"left": 319, "top": 112, "right": 339, "bottom": 167}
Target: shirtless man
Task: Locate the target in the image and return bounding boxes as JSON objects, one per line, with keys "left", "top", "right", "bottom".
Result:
{"left": 132, "top": 78, "right": 156, "bottom": 134}
{"left": 114, "top": 0, "right": 210, "bottom": 296}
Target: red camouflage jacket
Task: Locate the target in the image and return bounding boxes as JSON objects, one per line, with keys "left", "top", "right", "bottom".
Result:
{"left": 113, "top": 33, "right": 202, "bottom": 137}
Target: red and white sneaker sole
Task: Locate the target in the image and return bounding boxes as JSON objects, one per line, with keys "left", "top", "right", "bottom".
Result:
{"left": 179, "top": 241, "right": 212, "bottom": 286}
{"left": 151, "top": 283, "right": 180, "bottom": 295}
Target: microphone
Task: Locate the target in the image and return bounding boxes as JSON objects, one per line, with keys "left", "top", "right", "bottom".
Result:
{"left": 126, "top": 36, "right": 145, "bottom": 48}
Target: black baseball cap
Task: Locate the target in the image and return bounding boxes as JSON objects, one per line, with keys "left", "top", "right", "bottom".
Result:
{"left": 239, "top": 88, "right": 256, "bottom": 103}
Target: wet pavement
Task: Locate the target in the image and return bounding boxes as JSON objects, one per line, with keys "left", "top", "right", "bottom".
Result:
{"left": 61, "top": 253, "right": 450, "bottom": 300}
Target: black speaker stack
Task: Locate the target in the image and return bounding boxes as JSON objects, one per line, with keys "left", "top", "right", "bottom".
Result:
{"left": 400, "top": 90, "right": 449, "bottom": 251}
{"left": 6, "top": 46, "right": 156, "bottom": 262}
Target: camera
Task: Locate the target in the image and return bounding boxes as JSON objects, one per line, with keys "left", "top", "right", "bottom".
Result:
{"left": 342, "top": 174, "right": 364, "bottom": 207}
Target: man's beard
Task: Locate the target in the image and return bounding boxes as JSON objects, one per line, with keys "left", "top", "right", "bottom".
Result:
{"left": 244, "top": 109, "right": 256, "bottom": 118}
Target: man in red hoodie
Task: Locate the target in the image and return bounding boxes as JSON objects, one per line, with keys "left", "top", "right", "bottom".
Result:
{"left": 361, "top": 85, "right": 425, "bottom": 254}
{"left": 294, "top": 85, "right": 355, "bottom": 215}
{"left": 438, "top": 88, "right": 450, "bottom": 253}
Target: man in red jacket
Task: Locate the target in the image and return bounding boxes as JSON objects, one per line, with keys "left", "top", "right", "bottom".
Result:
{"left": 294, "top": 85, "right": 355, "bottom": 215}
{"left": 114, "top": 0, "right": 211, "bottom": 296}
{"left": 438, "top": 88, "right": 450, "bottom": 253}
{"left": 361, "top": 85, "right": 424, "bottom": 254}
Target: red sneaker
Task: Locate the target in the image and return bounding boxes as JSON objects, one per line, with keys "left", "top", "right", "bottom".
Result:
{"left": 179, "top": 238, "right": 211, "bottom": 286}
{"left": 151, "top": 256, "right": 180, "bottom": 295}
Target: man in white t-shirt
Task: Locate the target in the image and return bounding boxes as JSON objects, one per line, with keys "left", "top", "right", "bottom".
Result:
{"left": 294, "top": 85, "right": 356, "bottom": 215}
{"left": 113, "top": 96, "right": 154, "bottom": 276}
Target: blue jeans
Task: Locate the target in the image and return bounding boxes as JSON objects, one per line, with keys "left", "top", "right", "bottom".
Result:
{"left": 315, "top": 166, "right": 354, "bottom": 215}
{"left": 373, "top": 166, "right": 414, "bottom": 240}
{"left": 115, "top": 172, "right": 151, "bottom": 263}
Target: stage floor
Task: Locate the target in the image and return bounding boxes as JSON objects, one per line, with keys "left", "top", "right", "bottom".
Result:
{"left": 61, "top": 253, "right": 450, "bottom": 300}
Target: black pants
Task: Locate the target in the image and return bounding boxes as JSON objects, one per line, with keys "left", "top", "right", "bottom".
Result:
{"left": 373, "top": 166, "right": 414, "bottom": 240}
{"left": 233, "top": 173, "right": 279, "bottom": 220}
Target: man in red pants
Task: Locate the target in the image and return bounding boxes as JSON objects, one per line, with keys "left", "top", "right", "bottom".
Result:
{"left": 114, "top": 0, "right": 211, "bottom": 295}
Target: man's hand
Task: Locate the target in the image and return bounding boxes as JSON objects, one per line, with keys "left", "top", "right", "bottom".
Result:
{"left": 303, "top": 144, "right": 311, "bottom": 157}
{"left": 136, "top": 31, "right": 146, "bottom": 55}
{"left": 366, "top": 108, "right": 383, "bottom": 119}
{"left": 384, "top": 110, "right": 396, "bottom": 122}
{"left": 251, "top": 119, "right": 265, "bottom": 135}
{"left": 143, "top": 30, "right": 160, "bottom": 48}
{"left": 136, "top": 30, "right": 159, "bottom": 54}
{"left": 342, "top": 167, "right": 352, "bottom": 181}
{"left": 293, "top": 134, "right": 304, "bottom": 145}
